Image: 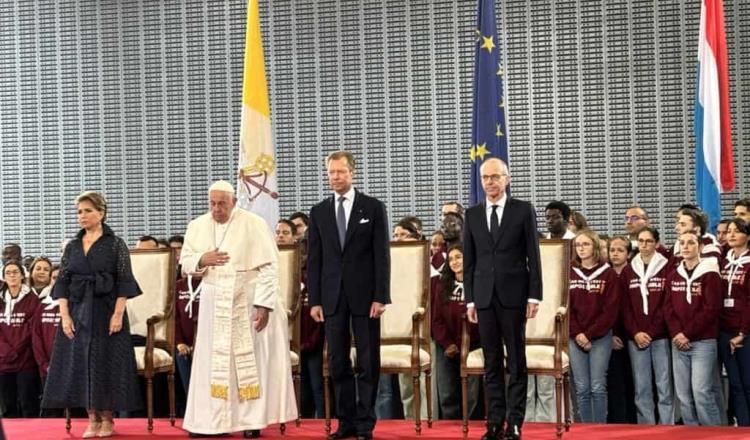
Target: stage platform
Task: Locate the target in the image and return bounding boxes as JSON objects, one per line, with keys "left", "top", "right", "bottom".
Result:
{"left": 4, "top": 418, "right": 750, "bottom": 440}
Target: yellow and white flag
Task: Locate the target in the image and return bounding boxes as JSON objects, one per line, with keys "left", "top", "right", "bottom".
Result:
{"left": 236, "top": 0, "right": 279, "bottom": 228}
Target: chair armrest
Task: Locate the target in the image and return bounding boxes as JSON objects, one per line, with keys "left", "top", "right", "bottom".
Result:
{"left": 556, "top": 306, "right": 567, "bottom": 317}
{"left": 460, "top": 314, "right": 470, "bottom": 367}
{"left": 143, "top": 313, "right": 165, "bottom": 373}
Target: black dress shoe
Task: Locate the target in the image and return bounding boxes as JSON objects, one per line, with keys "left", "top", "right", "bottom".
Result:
{"left": 243, "top": 429, "right": 261, "bottom": 438}
{"left": 327, "top": 428, "right": 358, "bottom": 440}
{"left": 504, "top": 425, "right": 522, "bottom": 440}
{"left": 481, "top": 423, "right": 504, "bottom": 440}
{"left": 188, "top": 433, "right": 227, "bottom": 438}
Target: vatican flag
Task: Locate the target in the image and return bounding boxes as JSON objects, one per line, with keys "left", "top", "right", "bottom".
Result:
{"left": 236, "top": 0, "right": 279, "bottom": 228}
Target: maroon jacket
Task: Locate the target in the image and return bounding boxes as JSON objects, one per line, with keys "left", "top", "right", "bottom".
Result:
{"left": 31, "top": 298, "right": 60, "bottom": 377}
{"left": 431, "top": 250, "right": 446, "bottom": 275}
{"left": 568, "top": 263, "right": 620, "bottom": 341}
{"left": 175, "top": 277, "right": 201, "bottom": 347}
{"left": 0, "top": 289, "right": 40, "bottom": 373}
{"left": 430, "top": 277, "right": 479, "bottom": 351}
{"left": 664, "top": 261, "right": 722, "bottom": 341}
{"left": 300, "top": 277, "right": 323, "bottom": 353}
{"left": 620, "top": 261, "right": 670, "bottom": 340}
{"left": 720, "top": 250, "right": 750, "bottom": 336}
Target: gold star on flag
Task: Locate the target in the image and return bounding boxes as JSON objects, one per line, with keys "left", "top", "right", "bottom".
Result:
{"left": 497, "top": 63, "right": 504, "bottom": 76}
{"left": 481, "top": 35, "right": 495, "bottom": 53}
{"left": 476, "top": 143, "right": 489, "bottom": 160}
{"left": 469, "top": 145, "right": 477, "bottom": 161}
{"left": 496, "top": 124, "right": 504, "bottom": 137}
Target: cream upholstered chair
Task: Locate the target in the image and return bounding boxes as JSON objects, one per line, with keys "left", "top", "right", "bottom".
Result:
{"left": 323, "top": 240, "right": 433, "bottom": 434}
{"left": 460, "top": 239, "right": 572, "bottom": 437}
{"left": 127, "top": 248, "right": 177, "bottom": 432}
{"left": 277, "top": 243, "right": 302, "bottom": 430}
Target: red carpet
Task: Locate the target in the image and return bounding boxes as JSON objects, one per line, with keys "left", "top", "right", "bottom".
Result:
{"left": 4, "top": 419, "right": 750, "bottom": 440}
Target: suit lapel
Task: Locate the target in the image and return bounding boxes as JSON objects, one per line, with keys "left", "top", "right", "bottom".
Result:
{"left": 343, "top": 190, "right": 363, "bottom": 250}
{"left": 477, "top": 202, "right": 493, "bottom": 242}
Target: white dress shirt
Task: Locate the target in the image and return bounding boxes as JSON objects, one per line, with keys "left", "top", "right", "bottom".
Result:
{"left": 333, "top": 186, "right": 356, "bottom": 229}
{"left": 485, "top": 194, "right": 507, "bottom": 231}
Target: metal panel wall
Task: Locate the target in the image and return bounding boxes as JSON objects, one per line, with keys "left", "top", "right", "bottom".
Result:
{"left": 0, "top": 0, "right": 748, "bottom": 260}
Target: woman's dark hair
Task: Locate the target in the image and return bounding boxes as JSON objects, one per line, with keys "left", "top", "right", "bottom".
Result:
{"left": 637, "top": 226, "right": 660, "bottom": 243}
{"left": 727, "top": 218, "right": 750, "bottom": 236}
{"left": 440, "top": 243, "right": 463, "bottom": 302}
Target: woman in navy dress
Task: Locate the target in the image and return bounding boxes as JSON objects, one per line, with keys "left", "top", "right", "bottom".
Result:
{"left": 41, "top": 191, "right": 142, "bottom": 438}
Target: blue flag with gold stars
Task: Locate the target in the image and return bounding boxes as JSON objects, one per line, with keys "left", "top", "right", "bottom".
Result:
{"left": 469, "top": 0, "right": 509, "bottom": 205}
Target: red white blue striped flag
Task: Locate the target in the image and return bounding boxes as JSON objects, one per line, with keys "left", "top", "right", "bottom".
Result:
{"left": 694, "top": 0, "right": 734, "bottom": 231}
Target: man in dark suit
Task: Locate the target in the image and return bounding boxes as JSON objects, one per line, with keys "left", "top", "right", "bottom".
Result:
{"left": 307, "top": 150, "right": 390, "bottom": 440}
{"left": 464, "top": 158, "right": 542, "bottom": 440}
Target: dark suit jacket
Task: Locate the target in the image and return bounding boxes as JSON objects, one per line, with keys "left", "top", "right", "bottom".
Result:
{"left": 463, "top": 197, "right": 542, "bottom": 309}
{"left": 307, "top": 189, "right": 391, "bottom": 316}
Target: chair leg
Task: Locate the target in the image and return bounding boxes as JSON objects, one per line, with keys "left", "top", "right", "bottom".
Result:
{"left": 563, "top": 372, "right": 571, "bottom": 431}
{"left": 555, "top": 375, "right": 563, "bottom": 438}
{"left": 324, "top": 372, "right": 332, "bottom": 434}
{"left": 147, "top": 377, "right": 154, "bottom": 432}
{"left": 168, "top": 372, "right": 176, "bottom": 426}
{"left": 461, "top": 376, "right": 469, "bottom": 435}
{"left": 425, "top": 369, "right": 433, "bottom": 428}
{"left": 294, "top": 371, "right": 301, "bottom": 426}
{"left": 413, "top": 373, "right": 421, "bottom": 434}
{"left": 65, "top": 408, "right": 71, "bottom": 432}
{"left": 280, "top": 423, "right": 286, "bottom": 434}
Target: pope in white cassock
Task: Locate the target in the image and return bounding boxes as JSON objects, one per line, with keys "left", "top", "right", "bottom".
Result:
{"left": 181, "top": 180, "right": 297, "bottom": 438}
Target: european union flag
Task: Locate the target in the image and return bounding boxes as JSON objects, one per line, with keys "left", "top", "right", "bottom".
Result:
{"left": 469, "top": 0, "right": 509, "bottom": 205}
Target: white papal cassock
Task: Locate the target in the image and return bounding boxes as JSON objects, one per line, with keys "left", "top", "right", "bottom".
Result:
{"left": 181, "top": 207, "right": 297, "bottom": 434}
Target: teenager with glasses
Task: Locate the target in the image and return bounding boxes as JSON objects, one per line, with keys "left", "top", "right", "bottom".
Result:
{"left": 568, "top": 229, "right": 620, "bottom": 423}
{"left": 620, "top": 227, "right": 674, "bottom": 424}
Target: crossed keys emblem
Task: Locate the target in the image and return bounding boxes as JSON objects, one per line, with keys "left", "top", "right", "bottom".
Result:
{"left": 238, "top": 153, "right": 279, "bottom": 201}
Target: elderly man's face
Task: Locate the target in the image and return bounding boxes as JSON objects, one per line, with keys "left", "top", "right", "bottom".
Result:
{"left": 210, "top": 190, "right": 236, "bottom": 224}
{"left": 441, "top": 203, "right": 459, "bottom": 218}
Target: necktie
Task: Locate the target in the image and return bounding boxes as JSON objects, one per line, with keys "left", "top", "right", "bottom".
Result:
{"left": 337, "top": 196, "right": 347, "bottom": 249}
{"left": 490, "top": 204, "right": 500, "bottom": 242}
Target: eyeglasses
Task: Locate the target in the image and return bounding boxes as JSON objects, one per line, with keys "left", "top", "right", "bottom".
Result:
{"left": 624, "top": 215, "right": 643, "bottom": 222}
{"left": 574, "top": 242, "right": 593, "bottom": 248}
{"left": 480, "top": 174, "right": 507, "bottom": 182}
{"left": 637, "top": 238, "right": 656, "bottom": 244}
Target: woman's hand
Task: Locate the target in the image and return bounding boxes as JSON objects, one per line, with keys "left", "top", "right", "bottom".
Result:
{"left": 634, "top": 332, "right": 652, "bottom": 349}
{"left": 61, "top": 315, "right": 76, "bottom": 339}
{"left": 109, "top": 312, "right": 123, "bottom": 335}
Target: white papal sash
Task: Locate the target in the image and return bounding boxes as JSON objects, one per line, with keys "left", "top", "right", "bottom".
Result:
{"left": 206, "top": 269, "right": 261, "bottom": 401}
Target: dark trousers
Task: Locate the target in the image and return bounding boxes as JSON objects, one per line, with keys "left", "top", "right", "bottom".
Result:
{"left": 477, "top": 293, "right": 527, "bottom": 427}
{"left": 301, "top": 345, "right": 325, "bottom": 418}
{"left": 0, "top": 370, "right": 40, "bottom": 417}
{"left": 325, "top": 294, "right": 380, "bottom": 434}
{"left": 607, "top": 344, "right": 637, "bottom": 423}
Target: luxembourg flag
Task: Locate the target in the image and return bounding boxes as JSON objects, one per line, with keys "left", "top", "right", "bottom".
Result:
{"left": 694, "top": 0, "right": 734, "bottom": 231}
